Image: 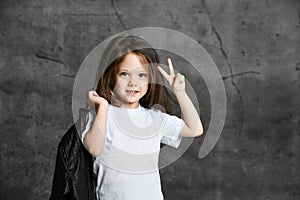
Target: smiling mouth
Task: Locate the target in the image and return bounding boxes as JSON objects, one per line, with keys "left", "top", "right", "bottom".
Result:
{"left": 126, "top": 90, "right": 140, "bottom": 95}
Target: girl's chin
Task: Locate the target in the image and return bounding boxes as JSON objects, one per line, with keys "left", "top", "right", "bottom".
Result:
{"left": 117, "top": 101, "right": 139, "bottom": 108}
{"left": 115, "top": 98, "right": 139, "bottom": 105}
{"left": 126, "top": 98, "right": 139, "bottom": 104}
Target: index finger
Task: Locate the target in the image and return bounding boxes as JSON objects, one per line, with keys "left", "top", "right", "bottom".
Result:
{"left": 157, "top": 66, "right": 169, "bottom": 80}
{"left": 167, "top": 58, "right": 175, "bottom": 76}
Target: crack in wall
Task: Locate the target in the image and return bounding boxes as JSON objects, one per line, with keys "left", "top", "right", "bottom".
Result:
{"left": 110, "top": 0, "right": 128, "bottom": 30}
{"left": 202, "top": 0, "right": 246, "bottom": 134}
{"left": 36, "top": 51, "right": 65, "bottom": 67}
{"left": 60, "top": 13, "right": 112, "bottom": 16}
{"left": 222, "top": 71, "right": 261, "bottom": 80}
{"left": 59, "top": 74, "right": 75, "bottom": 78}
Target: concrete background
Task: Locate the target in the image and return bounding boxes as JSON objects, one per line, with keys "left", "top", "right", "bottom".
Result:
{"left": 0, "top": 0, "right": 299, "bottom": 199}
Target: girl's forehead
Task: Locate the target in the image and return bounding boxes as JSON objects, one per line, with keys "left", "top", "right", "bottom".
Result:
{"left": 119, "top": 65, "right": 148, "bottom": 72}
{"left": 119, "top": 53, "right": 149, "bottom": 72}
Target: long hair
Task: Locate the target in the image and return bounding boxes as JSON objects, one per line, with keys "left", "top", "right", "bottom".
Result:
{"left": 92, "top": 35, "right": 172, "bottom": 113}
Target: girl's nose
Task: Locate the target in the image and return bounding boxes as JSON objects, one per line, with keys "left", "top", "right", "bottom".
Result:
{"left": 128, "top": 76, "right": 137, "bottom": 86}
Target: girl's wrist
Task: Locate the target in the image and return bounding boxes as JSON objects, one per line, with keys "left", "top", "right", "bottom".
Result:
{"left": 97, "top": 99, "right": 108, "bottom": 108}
{"left": 174, "top": 90, "right": 186, "bottom": 97}
{"left": 96, "top": 101, "right": 108, "bottom": 114}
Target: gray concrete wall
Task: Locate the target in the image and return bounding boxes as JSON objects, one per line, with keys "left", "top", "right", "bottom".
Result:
{"left": 0, "top": 0, "right": 299, "bottom": 199}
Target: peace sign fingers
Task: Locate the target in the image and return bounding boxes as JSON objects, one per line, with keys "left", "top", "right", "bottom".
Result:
{"left": 157, "top": 58, "right": 186, "bottom": 93}
{"left": 157, "top": 58, "right": 177, "bottom": 84}
{"left": 157, "top": 65, "right": 172, "bottom": 84}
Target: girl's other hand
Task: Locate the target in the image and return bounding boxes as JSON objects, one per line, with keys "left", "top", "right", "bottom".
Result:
{"left": 86, "top": 91, "right": 108, "bottom": 109}
{"left": 157, "top": 58, "right": 185, "bottom": 94}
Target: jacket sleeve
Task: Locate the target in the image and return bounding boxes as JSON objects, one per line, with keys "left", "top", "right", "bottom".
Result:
{"left": 49, "top": 143, "right": 69, "bottom": 200}
{"left": 49, "top": 113, "right": 96, "bottom": 200}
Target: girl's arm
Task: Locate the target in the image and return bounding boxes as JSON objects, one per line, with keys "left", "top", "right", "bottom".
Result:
{"left": 83, "top": 91, "right": 108, "bottom": 156}
{"left": 158, "top": 58, "right": 203, "bottom": 137}
{"left": 174, "top": 89, "right": 203, "bottom": 137}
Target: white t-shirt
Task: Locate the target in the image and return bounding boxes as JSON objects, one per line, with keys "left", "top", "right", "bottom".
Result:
{"left": 80, "top": 104, "right": 185, "bottom": 200}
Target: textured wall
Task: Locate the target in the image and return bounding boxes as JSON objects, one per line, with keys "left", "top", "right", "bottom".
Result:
{"left": 0, "top": 0, "right": 299, "bottom": 199}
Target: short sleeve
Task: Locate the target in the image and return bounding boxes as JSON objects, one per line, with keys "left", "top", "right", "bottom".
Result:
{"left": 80, "top": 109, "right": 96, "bottom": 146}
{"left": 160, "top": 113, "right": 185, "bottom": 148}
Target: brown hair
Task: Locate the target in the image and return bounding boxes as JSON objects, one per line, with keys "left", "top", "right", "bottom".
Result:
{"left": 93, "top": 35, "right": 171, "bottom": 112}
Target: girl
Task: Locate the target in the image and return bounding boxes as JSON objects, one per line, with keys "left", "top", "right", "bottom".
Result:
{"left": 82, "top": 35, "right": 203, "bottom": 199}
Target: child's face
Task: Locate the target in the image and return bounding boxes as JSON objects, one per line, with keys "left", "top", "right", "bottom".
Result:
{"left": 113, "top": 53, "right": 149, "bottom": 108}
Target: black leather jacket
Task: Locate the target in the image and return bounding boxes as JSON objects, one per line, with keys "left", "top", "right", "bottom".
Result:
{"left": 49, "top": 109, "right": 96, "bottom": 200}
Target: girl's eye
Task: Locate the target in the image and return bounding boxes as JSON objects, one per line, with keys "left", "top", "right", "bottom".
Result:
{"left": 120, "top": 72, "right": 129, "bottom": 77}
{"left": 139, "top": 73, "right": 147, "bottom": 78}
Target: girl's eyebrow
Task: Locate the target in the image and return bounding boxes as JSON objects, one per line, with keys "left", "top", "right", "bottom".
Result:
{"left": 118, "top": 67, "right": 129, "bottom": 71}
{"left": 138, "top": 70, "right": 148, "bottom": 73}
{"left": 119, "top": 67, "right": 148, "bottom": 73}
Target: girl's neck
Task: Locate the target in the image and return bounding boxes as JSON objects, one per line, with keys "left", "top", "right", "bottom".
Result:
{"left": 111, "top": 102, "right": 140, "bottom": 109}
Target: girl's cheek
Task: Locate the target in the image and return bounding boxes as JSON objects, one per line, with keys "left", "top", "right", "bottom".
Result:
{"left": 140, "top": 79, "right": 149, "bottom": 86}
{"left": 117, "top": 78, "right": 127, "bottom": 85}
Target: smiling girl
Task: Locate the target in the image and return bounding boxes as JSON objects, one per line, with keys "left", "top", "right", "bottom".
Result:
{"left": 81, "top": 35, "right": 203, "bottom": 200}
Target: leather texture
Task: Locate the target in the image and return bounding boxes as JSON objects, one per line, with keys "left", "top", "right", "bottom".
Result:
{"left": 49, "top": 108, "right": 96, "bottom": 200}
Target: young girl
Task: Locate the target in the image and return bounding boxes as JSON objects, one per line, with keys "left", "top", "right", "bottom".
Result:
{"left": 81, "top": 35, "right": 203, "bottom": 199}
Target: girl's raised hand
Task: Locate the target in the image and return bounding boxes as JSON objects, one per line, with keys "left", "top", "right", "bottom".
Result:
{"left": 158, "top": 58, "right": 185, "bottom": 94}
{"left": 86, "top": 91, "right": 108, "bottom": 109}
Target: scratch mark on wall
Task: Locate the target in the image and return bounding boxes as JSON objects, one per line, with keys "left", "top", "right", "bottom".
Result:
{"left": 35, "top": 51, "right": 66, "bottom": 67}
{"left": 222, "top": 71, "right": 261, "bottom": 80}
{"left": 110, "top": 0, "right": 128, "bottom": 30}
{"left": 202, "top": 0, "right": 245, "bottom": 134}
